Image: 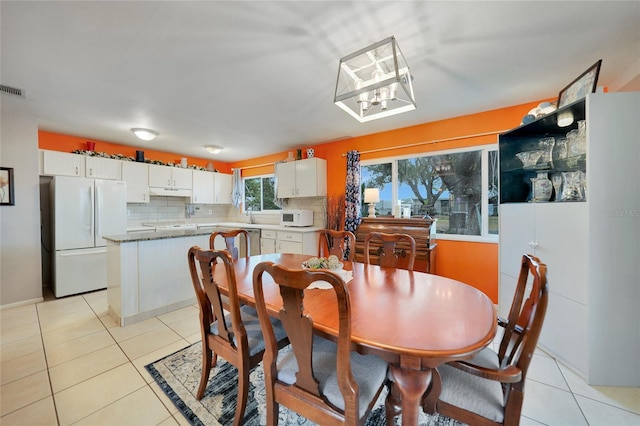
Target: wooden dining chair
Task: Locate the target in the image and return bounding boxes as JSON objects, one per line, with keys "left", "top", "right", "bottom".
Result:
{"left": 415, "top": 254, "right": 549, "bottom": 426}
{"left": 209, "top": 229, "right": 250, "bottom": 259}
{"left": 187, "top": 246, "right": 289, "bottom": 426}
{"left": 253, "top": 261, "right": 389, "bottom": 426}
{"left": 318, "top": 229, "right": 356, "bottom": 261}
{"left": 363, "top": 231, "right": 416, "bottom": 270}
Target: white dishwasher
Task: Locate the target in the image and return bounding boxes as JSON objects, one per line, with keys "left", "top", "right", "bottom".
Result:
{"left": 240, "top": 228, "right": 262, "bottom": 256}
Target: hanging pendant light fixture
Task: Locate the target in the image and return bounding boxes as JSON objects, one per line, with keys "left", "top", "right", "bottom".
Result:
{"left": 334, "top": 36, "right": 416, "bottom": 122}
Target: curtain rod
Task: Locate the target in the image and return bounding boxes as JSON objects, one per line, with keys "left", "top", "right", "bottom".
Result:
{"left": 341, "top": 129, "right": 508, "bottom": 157}
{"left": 231, "top": 162, "right": 275, "bottom": 171}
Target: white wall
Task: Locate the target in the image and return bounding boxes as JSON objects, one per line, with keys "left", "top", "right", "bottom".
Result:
{"left": 0, "top": 96, "right": 43, "bottom": 307}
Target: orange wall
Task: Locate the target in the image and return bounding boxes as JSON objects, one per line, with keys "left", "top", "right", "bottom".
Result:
{"left": 230, "top": 99, "right": 543, "bottom": 303}
{"left": 38, "top": 131, "right": 232, "bottom": 173}
{"left": 38, "top": 99, "right": 544, "bottom": 303}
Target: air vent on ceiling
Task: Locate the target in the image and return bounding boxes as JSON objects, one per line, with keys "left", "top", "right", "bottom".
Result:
{"left": 0, "top": 84, "right": 25, "bottom": 98}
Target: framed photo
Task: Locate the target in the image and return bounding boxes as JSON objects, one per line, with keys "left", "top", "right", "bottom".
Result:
{"left": 557, "top": 59, "right": 602, "bottom": 108}
{"left": 0, "top": 167, "right": 15, "bottom": 206}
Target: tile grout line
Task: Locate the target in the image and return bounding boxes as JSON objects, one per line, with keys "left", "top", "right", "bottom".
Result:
{"left": 34, "top": 301, "right": 61, "bottom": 426}
{"left": 554, "top": 357, "right": 591, "bottom": 425}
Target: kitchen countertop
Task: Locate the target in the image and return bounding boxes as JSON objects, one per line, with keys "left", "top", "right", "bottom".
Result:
{"left": 114, "top": 222, "right": 323, "bottom": 243}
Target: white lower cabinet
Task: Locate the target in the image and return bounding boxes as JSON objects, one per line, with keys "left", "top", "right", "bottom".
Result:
{"left": 260, "top": 230, "right": 277, "bottom": 254}
{"left": 499, "top": 203, "right": 587, "bottom": 374}
{"left": 107, "top": 234, "right": 208, "bottom": 325}
{"left": 276, "top": 230, "right": 319, "bottom": 255}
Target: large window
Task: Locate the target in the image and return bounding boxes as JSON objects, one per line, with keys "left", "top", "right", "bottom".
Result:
{"left": 361, "top": 146, "right": 498, "bottom": 240}
{"left": 243, "top": 175, "right": 281, "bottom": 212}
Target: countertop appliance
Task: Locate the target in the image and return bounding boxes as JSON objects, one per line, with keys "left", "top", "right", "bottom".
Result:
{"left": 50, "top": 176, "right": 127, "bottom": 297}
{"left": 280, "top": 209, "right": 314, "bottom": 227}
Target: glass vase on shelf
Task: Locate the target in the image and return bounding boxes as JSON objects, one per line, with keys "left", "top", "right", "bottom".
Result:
{"left": 552, "top": 137, "right": 568, "bottom": 163}
{"left": 531, "top": 172, "right": 553, "bottom": 202}
{"left": 561, "top": 171, "right": 585, "bottom": 201}
{"left": 551, "top": 174, "right": 563, "bottom": 201}
{"left": 538, "top": 137, "right": 555, "bottom": 168}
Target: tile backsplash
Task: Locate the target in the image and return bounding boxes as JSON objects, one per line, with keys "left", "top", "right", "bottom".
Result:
{"left": 127, "top": 196, "right": 229, "bottom": 226}
{"left": 128, "top": 196, "right": 329, "bottom": 228}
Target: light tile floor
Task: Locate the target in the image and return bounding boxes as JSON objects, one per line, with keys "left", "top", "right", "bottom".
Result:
{"left": 1, "top": 289, "right": 639, "bottom": 425}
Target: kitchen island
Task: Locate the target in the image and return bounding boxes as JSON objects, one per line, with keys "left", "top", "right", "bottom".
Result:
{"left": 104, "top": 223, "right": 321, "bottom": 326}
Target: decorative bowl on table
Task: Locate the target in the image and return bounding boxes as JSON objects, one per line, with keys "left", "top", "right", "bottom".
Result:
{"left": 302, "top": 255, "right": 343, "bottom": 270}
{"left": 515, "top": 150, "right": 544, "bottom": 169}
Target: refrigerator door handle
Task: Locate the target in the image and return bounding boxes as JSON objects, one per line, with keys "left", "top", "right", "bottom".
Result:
{"left": 95, "top": 184, "right": 100, "bottom": 239}
{"left": 90, "top": 184, "right": 95, "bottom": 239}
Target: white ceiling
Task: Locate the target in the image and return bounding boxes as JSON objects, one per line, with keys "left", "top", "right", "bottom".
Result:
{"left": 2, "top": 1, "right": 639, "bottom": 162}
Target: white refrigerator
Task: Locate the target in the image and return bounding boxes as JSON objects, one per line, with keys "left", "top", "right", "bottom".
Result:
{"left": 51, "top": 176, "right": 127, "bottom": 297}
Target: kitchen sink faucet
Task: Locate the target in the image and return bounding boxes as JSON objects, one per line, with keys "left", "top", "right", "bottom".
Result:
{"left": 246, "top": 206, "right": 255, "bottom": 224}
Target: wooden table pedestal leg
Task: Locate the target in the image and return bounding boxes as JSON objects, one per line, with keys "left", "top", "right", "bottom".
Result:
{"left": 389, "top": 364, "right": 432, "bottom": 426}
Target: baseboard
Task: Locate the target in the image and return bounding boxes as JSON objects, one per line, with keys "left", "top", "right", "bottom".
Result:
{"left": 0, "top": 296, "right": 45, "bottom": 311}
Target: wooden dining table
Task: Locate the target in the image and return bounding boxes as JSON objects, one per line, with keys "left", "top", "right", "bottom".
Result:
{"left": 213, "top": 252, "right": 497, "bottom": 426}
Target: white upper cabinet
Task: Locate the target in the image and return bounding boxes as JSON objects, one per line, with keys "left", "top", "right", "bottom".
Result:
{"left": 122, "top": 161, "right": 150, "bottom": 203}
{"left": 192, "top": 170, "right": 214, "bottom": 204}
{"left": 40, "top": 150, "right": 84, "bottom": 177}
{"left": 85, "top": 156, "right": 121, "bottom": 180}
{"left": 276, "top": 158, "right": 326, "bottom": 198}
{"left": 40, "top": 150, "right": 120, "bottom": 180}
{"left": 148, "top": 164, "right": 193, "bottom": 190}
{"left": 213, "top": 172, "right": 232, "bottom": 204}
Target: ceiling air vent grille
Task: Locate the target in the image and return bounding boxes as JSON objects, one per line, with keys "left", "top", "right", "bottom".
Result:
{"left": 0, "top": 84, "right": 25, "bottom": 98}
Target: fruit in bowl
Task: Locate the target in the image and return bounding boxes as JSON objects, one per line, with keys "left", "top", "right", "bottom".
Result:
{"left": 302, "top": 255, "right": 343, "bottom": 270}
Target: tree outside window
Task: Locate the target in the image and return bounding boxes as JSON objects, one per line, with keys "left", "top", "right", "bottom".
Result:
{"left": 243, "top": 176, "right": 281, "bottom": 212}
{"left": 362, "top": 147, "right": 498, "bottom": 238}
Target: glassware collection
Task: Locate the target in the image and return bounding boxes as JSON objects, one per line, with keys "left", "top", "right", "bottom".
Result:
{"left": 514, "top": 120, "right": 586, "bottom": 202}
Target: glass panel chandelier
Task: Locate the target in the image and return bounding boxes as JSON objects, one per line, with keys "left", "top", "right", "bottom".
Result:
{"left": 334, "top": 36, "right": 416, "bottom": 122}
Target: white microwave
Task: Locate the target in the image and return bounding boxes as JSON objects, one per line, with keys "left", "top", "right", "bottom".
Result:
{"left": 280, "top": 209, "right": 313, "bottom": 227}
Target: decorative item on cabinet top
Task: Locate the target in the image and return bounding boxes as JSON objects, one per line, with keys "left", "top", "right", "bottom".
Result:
{"left": 69, "top": 150, "right": 215, "bottom": 171}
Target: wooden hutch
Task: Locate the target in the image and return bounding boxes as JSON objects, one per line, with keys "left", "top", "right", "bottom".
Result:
{"left": 354, "top": 217, "right": 437, "bottom": 274}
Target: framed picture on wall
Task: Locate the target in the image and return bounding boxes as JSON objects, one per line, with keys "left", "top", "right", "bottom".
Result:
{"left": 557, "top": 59, "right": 602, "bottom": 108}
{"left": 0, "top": 167, "right": 15, "bottom": 206}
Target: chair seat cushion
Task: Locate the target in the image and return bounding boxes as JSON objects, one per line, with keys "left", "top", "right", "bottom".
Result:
{"left": 211, "top": 305, "right": 287, "bottom": 357}
{"left": 277, "top": 336, "right": 388, "bottom": 420}
{"left": 438, "top": 347, "right": 504, "bottom": 423}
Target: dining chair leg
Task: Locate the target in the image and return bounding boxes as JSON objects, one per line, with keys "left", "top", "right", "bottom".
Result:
{"left": 266, "top": 401, "right": 279, "bottom": 426}
{"left": 420, "top": 368, "right": 441, "bottom": 415}
{"left": 196, "top": 347, "right": 213, "bottom": 400}
{"left": 233, "top": 369, "right": 249, "bottom": 425}
{"left": 384, "top": 381, "right": 401, "bottom": 424}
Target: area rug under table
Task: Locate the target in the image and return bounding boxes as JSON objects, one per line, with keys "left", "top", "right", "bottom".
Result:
{"left": 146, "top": 342, "right": 464, "bottom": 426}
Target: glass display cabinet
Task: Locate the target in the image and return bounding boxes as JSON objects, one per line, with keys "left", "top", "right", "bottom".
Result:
{"left": 499, "top": 98, "right": 586, "bottom": 203}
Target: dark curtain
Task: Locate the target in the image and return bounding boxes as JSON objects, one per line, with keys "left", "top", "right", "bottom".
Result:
{"left": 344, "top": 151, "right": 362, "bottom": 257}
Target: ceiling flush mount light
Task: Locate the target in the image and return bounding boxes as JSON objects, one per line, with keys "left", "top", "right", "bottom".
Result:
{"left": 204, "top": 145, "right": 223, "bottom": 154}
{"left": 334, "top": 36, "right": 416, "bottom": 123}
{"left": 131, "top": 128, "right": 159, "bottom": 141}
